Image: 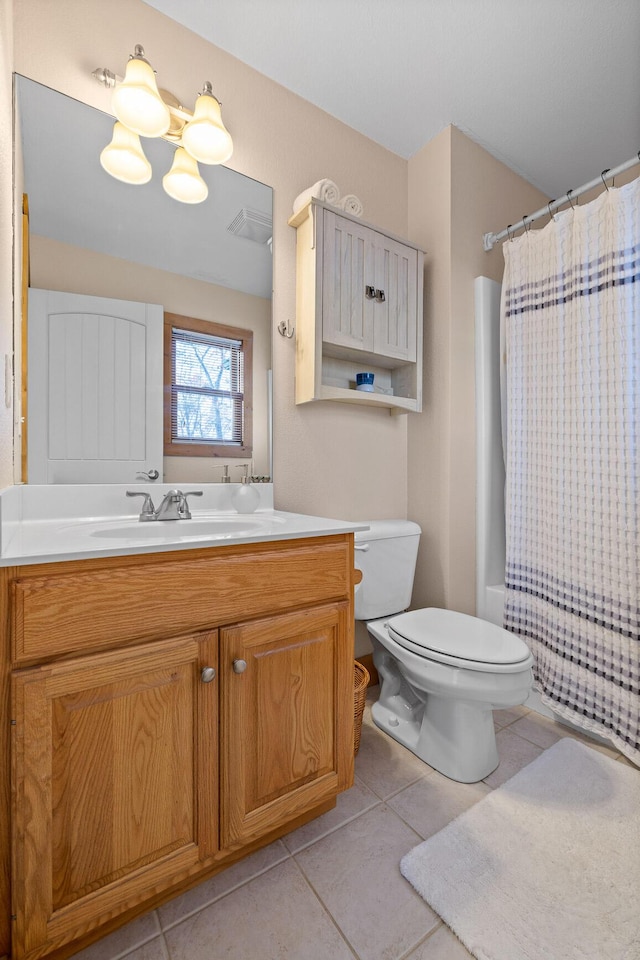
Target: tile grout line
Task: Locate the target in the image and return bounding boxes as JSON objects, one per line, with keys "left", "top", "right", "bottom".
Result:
{"left": 158, "top": 789, "right": 399, "bottom": 935}
{"left": 288, "top": 854, "right": 362, "bottom": 960}
{"left": 157, "top": 852, "right": 292, "bottom": 933}
{"left": 290, "top": 808, "right": 431, "bottom": 960}
{"left": 158, "top": 927, "right": 171, "bottom": 960}
{"left": 102, "top": 934, "right": 159, "bottom": 960}
{"left": 95, "top": 914, "right": 164, "bottom": 960}
{"left": 375, "top": 772, "right": 434, "bottom": 803}
{"left": 283, "top": 798, "right": 383, "bottom": 855}
{"left": 395, "top": 920, "right": 446, "bottom": 960}
{"left": 355, "top": 761, "right": 432, "bottom": 803}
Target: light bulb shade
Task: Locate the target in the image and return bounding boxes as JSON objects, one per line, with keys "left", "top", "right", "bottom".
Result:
{"left": 112, "top": 54, "right": 170, "bottom": 138}
{"left": 181, "top": 92, "right": 233, "bottom": 164}
{"left": 162, "top": 147, "right": 208, "bottom": 203}
{"left": 100, "top": 122, "right": 152, "bottom": 184}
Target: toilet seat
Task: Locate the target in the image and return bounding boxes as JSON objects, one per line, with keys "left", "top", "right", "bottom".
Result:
{"left": 386, "top": 607, "right": 532, "bottom": 674}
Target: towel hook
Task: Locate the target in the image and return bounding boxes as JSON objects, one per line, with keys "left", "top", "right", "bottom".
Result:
{"left": 277, "top": 319, "right": 294, "bottom": 338}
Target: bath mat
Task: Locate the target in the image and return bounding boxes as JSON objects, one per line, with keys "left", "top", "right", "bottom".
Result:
{"left": 400, "top": 739, "right": 639, "bottom": 960}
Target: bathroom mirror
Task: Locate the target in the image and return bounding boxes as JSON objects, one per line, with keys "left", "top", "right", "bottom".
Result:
{"left": 14, "top": 74, "right": 273, "bottom": 483}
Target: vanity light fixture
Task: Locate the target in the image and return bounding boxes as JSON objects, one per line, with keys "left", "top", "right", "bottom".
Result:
{"left": 99, "top": 121, "right": 152, "bottom": 184}
{"left": 111, "top": 45, "right": 171, "bottom": 138}
{"left": 93, "top": 45, "right": 233, "bottom": 204}
{"left": 162, "top": 147, "right": 208, "bottom": 204}
{"left": 181, "top": 82, "right": 233, "bottom": 165}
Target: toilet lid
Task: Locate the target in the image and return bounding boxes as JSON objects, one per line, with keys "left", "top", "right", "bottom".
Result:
{"left": 386, "top": 608, "right": 531, "bottom": 667}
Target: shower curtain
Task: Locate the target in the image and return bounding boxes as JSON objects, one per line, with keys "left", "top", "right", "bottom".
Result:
{"left": 502, "top": 177, "right": 639, "bottom": 764}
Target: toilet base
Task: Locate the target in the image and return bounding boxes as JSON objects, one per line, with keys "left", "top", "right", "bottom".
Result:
{"left": 371, "top": 694, "right": 499, "bottom": 783}
{"left": 369, "top": 636, "right": 503, "bottom": 783}
{"left": 366, "top": 618, "right": 532, "bottom": 783}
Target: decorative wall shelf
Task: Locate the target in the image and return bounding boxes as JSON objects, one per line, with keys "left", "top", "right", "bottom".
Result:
{"left": 288, "top": 199, "right": 424, "bottom": 415}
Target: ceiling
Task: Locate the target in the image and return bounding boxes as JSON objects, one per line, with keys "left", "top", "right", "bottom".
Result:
{"left": 144, "top": 0, "right": 640, "bottom": 200}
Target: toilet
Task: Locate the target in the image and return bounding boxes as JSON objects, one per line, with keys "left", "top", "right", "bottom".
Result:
{"left": 354, "top": 520, "right": 533, "bottom": 783}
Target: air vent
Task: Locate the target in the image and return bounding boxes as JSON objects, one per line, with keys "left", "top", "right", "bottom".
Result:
{"left": 227, "top": 207, "right": 273, "bottom": 244}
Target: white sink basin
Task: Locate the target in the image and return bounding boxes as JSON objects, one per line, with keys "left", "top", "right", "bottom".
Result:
{"left": 56, "top": 514, "right": 286, "bottom": 542}
{"left": 92, "top": 519, "right": 269, "bottom": 539}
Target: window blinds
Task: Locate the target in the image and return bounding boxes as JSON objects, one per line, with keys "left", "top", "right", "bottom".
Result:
{"left": 170, "top": 326, "right": 245, "bottom": 445}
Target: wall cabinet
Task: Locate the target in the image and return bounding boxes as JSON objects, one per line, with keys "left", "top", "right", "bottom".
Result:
{"left": 289, "top": 200, "right": 424, "bottom": 413}
{"left": 1, "top": 536, "right": 356, "bottom": 960}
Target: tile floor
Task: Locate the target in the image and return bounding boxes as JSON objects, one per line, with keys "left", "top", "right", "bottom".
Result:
{"left": 72, "top": 690, "right": 634, "bottom": 960}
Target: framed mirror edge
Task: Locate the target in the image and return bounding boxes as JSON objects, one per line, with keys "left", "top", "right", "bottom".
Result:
{"left": 12, "top": 71, "right": 274, "bottom": 486}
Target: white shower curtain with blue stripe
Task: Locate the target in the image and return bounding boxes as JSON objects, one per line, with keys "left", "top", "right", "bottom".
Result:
{"left": 502, "top": 177, "right": 639, "bottom": 764}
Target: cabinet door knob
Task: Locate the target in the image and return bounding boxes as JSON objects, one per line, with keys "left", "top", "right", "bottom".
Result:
{"left": 232, "top": 659, "right": 247, "bottom": 674}
{"left": 201, "top": 666, "right": 216, "bottom": 683}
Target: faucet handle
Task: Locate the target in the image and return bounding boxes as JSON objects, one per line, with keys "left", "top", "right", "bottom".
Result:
{"left": 180, "top": 490, "right": 203, "bottom": 519}
{"left": 126, "top": 490, "right": 156, "bottom": 521}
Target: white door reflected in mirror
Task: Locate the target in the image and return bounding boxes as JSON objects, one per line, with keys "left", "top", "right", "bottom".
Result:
{"left": 28, "top": 289, "right": 164, "bottom": 484}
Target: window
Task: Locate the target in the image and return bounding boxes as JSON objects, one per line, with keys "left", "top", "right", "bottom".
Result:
{"left": 164, "top": 313, "right": 253, "bottom": 458}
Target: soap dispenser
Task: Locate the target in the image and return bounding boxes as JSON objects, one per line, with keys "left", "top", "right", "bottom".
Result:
{"left": 232, "top": 465, "right": 260, "bottom": 513}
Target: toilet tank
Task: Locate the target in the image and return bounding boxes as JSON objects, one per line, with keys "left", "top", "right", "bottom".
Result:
{"left": 354, "top": 520, "right": 421, "bottom": 620}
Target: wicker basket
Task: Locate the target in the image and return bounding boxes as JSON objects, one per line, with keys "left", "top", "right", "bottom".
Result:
{"left": 353, "top": 660, "right": 370, "bottom": 755}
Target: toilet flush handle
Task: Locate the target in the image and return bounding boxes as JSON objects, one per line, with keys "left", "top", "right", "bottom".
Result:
{"left": 354, "top": 543, "right": 370, "bottom": 552}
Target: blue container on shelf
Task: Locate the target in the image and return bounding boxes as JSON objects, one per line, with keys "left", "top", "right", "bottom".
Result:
{"left": 355, "top": 372, "right": 375, "bottom": 392}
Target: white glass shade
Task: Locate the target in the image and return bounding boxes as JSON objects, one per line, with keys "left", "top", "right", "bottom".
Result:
{"left": 100, "top": 122, "right": 152, "bottom": 184}
{"left": 162, "top": 147, "right": 208, "bottom": 203}
{"left": 112, "top": 56, "right": 170, "bottom": 138}
{"left": 181, "top": 93, "right": 233, "bottom": 164}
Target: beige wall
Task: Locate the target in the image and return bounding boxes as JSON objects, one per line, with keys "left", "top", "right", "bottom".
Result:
{"left": 7, "top": 0, "right": 575, "bottom": 622}
{"left": 0, "top": 0, "right": 13, "bottom": 487}
{"left": 407, "top": 127, "right": 453, "bottom": 610}
{"left": 407, "top": 126, "right": 548, "bottom": 614}
{"left": 30, "top": 235, "right": 272, "bottom": 481}
{"left": 11, "top": 0, "right": 410, "bottom": 521}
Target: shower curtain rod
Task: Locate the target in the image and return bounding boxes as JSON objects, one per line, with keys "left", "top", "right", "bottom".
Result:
{"left": 482, "top": 151, "right": 640, "bottom": 251}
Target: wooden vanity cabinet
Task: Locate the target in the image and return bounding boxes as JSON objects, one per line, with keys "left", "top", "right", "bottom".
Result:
{"left": 1, "top": 535, "right": 356, "bottom": 960}
{"left": 12, "top": 632, "right": 219, "bottom": 960}
{"left": 220, "top": 602, "right": 352, "bottom": 851}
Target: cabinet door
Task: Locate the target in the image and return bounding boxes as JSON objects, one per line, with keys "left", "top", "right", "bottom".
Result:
{"left": 220, "top": 603, "right": 353, "bottom": 851}
{"left": 322, "top": 209, "right": 376, "bottom": 352}
{"left": 372, "top": 235, "right": 418, "bottom": 362}
{"left": 12, "top": 632, "right": 218, "bottom": 960}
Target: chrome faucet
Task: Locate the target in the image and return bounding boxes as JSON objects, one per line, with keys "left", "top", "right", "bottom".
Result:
{"left": 126, "top": 490, "right": 156, "bottom": 521}
{"left": 178, "top": 490, "right": 203, "bottom": 518}
{"left": 126, "top": 489, "right": 203, "bottom": 521}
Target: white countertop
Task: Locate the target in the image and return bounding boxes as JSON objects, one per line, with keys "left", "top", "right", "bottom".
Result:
{"left": 0, "top": 484, "right": 367, "bottom": 566}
